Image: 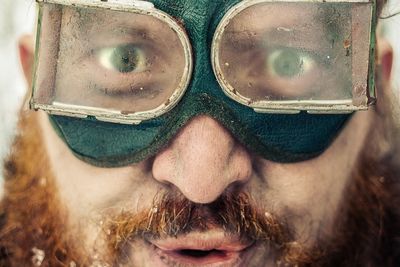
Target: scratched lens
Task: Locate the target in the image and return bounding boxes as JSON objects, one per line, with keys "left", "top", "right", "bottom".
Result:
{"left": 213, "top": 1, "right": 372, "bottom": 105}
{"left": 33, "top": 4, "right": 190, "bottom": 116}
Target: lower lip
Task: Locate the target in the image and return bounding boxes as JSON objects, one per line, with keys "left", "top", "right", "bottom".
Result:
{"left": 147, "top": 241, "right": 257, "bottom": 267}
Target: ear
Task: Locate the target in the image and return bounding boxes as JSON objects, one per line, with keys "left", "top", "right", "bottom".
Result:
{"left": 374, "top": 37, "right": 394, "bottom": 114}
{"left": 377, "top": 37, "right": 393, "bottom": 84}
{"left": 18, "top": 34, "right": 35, "bottom": 88}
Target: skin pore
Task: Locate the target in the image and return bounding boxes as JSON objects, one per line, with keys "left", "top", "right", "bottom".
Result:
{"left": 1, "top": 1, "right": 400, "bottom": 266}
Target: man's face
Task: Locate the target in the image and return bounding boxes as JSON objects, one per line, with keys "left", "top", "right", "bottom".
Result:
{"left": 18, "top": 1, "right": 391, "bottom": 266}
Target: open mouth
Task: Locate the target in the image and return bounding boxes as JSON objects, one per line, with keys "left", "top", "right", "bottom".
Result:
{"left": 166, "top": 247, "right": 233, "bottom": 261}
{"left": 148, "top": 230, "right": 255, "bottom": 266}
{"left": 177, "top": 248, "right": 227, "bottom": 258}
{"left": 152, "top": 245, "right": 247, "bottom": 266}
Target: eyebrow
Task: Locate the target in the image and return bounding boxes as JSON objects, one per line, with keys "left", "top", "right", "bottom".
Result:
{"left": 89, "top": 27, "right": 150, "bottom": 39}
{"left": 244, "top": 4, "right": 349, "bottom": 50}
{"left": 317, "top": 3, "right": 351, "bottom": 41}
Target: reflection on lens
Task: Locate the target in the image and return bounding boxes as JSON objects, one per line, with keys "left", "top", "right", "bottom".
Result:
{"left": 213, "top": 1, "right": 356, "bottom": 104}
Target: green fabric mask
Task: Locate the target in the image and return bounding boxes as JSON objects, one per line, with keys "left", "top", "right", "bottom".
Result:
{"left": 49, "top": 0, "right": 352, "bottom": 167}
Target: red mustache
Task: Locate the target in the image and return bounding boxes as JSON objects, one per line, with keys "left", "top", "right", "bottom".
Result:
{"left": 104, "top": 191, "right": 322, "bottom": 266}
{"left": 105, "top": 191, "right": 289, "bottom": 248}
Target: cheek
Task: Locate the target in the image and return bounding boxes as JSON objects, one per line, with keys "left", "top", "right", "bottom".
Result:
{"left": 253, "top": 112, "right": 373, "bottom": 243}
{"left": 53, "top": 156, "right": 164, "bottom": 221}
{"left": 39, "top": 112, "right": 159, "bottom": 216}
{"left": 255, "top": 160, "right": 352, "bottom": 244}
{"left": 55, "top": 162, "right": 145, "bottom": 210}
{"left": 262, "top": 162, "right": 347, "bottom": 213}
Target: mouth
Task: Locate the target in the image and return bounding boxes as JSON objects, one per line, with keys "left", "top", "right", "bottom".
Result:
{"left": 146, "top": 230, "right": 256, "bottom": 266}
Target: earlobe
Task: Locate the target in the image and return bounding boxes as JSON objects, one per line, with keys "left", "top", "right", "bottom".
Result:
{"left": 377, "top": 37, "right": 393, "bottom": 84}
{"left": 18, "top": 34, "right": 35, "bottom": 88}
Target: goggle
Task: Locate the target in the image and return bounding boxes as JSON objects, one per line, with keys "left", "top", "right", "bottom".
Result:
{"left": 31, "top": 0, "right": 377, "bottom": 125}
{"left": 30, "top": 0, "right": 377, "bottom": 167}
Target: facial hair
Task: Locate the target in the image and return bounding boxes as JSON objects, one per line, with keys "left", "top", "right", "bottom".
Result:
{"left": 0, "top": 111, "right": 86, "bottom": 266}
{"left": 103, "top": 190, "right": 323, "bottom": 266}
{"left": 0, "top": 109, "right": 399, "bottom": 267}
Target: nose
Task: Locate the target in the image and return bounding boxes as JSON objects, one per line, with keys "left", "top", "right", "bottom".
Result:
{"left": 152, "top": 116, "right": 252, "bottom": 204}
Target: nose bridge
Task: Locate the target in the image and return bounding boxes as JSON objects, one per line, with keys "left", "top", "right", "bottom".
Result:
{"left": 153, "top": 0, "right": 240, "bottom": 96}
{"left": 152, "top": 116, "right": 252, "bottom": 204}
{"left": 150, "top": 1, "right": 254, "bottom": 203}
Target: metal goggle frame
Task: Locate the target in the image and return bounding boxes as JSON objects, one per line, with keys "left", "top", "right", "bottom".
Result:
{"left": 31, "top": 0, "right": 376, "bottom": 124}
{"left": 31, "top": 0, "right": 193, "bottom": 124}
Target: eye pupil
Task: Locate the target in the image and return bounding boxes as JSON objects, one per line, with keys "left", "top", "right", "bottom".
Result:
{"left": 112, "top": 45, "right": 140, "bottom": 73}
{"left": 272, "top": 49, "right": 303, "bottom": 77}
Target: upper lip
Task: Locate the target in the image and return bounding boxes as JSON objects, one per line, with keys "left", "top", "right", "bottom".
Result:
{"left": 148, "top": 229, "right": 254, "bottom": 252}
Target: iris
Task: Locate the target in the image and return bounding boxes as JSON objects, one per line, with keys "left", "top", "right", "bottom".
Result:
{"left": 97, "top": 44, "right": 146, "bottom": 73}
{"left": 267, "top": 48, "right": 314, "bottom": 78}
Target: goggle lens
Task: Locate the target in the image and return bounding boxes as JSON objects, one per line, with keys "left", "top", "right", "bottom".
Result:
{"left": 32, "top": 3, "right": 192, "bottom": 123}
{"left": 212, "top": 1, "right": 374, "bottom": 113}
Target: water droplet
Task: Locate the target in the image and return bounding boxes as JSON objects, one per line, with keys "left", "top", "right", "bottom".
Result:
{"left": 31, "top": 247, "right": 45, "bottom": 266}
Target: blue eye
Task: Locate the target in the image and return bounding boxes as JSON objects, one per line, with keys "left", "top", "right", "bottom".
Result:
{"left": 97, "top": 44, "right": 146, "bottom": 73}
{"left": 267, "top": 48, "right": 315, "bottom": 78}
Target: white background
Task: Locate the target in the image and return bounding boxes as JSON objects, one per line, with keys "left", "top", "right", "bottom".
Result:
{"left": 0, "top": 0, "right": 399, "bottom": 197}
